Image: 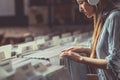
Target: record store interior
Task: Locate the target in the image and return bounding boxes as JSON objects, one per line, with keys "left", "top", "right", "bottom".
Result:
{"left": 0, "top": 0, "right": 120, "bottom": 80}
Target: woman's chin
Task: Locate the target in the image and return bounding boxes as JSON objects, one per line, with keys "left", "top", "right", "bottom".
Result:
{"left": 86, "top": 15, "right": 93, "bottom": 18}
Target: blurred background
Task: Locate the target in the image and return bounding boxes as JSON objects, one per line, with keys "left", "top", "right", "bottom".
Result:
{"left": 0, "top": 0, "right": 93, "bottom": 45}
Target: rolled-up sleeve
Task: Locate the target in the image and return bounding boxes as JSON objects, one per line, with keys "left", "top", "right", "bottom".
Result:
{"left": 105, "top": 11, "right": 120, "bottom": 76}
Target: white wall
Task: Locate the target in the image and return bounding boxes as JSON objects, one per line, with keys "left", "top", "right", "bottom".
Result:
{"left": 0, "top": 0, "right": 15, "bottom": 16}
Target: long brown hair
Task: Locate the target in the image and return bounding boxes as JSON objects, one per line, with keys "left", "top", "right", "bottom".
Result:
{"left": 90, "top": 0, "right": 116, "bottom": 58}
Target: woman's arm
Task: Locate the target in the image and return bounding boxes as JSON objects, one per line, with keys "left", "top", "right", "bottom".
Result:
{"left": 60, "top": 51, "right": 107, "bottom": 69}
{"left": 80, "top": 56, "right": 107, "bottom": 69}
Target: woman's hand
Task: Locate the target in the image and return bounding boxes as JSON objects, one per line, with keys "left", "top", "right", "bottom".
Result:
{"left": 61, "top": 46, "right": 91, "bottom": 56}
{"left": 62, "top": 46, "right": 83, "bottom": 53}
{"left": 60, "top": 50, "right": 83, "bottom": 62}
{"left": 60, "top": 50, "right": 107, "bottom": 69}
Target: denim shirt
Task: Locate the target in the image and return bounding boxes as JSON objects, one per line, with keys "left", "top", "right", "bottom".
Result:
{"left": 96, "top": 10, "right": 120, "bottom": 80}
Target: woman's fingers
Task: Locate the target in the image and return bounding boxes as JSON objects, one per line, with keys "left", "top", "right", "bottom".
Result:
{"left": 61, "top": 47, "right": 74, "bottom": 52}
{"left": 60, "top": 50, "right": 71, "bottom": 56}
{"left": 60, "top": 51, "right": 82, "bottom": 62}
{"left": 62, "top": 46, "right": 79, "bottom": 52}
{"left": 60, "top": 50, "right": 75, "bottom": 57}
{"left": 60, "top": 52, "right": 68, "bottom": 57}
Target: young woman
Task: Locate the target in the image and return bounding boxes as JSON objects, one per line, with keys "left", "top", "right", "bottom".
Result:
{"left": 60, "top": 0, "right": 120, "bottom": 80}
